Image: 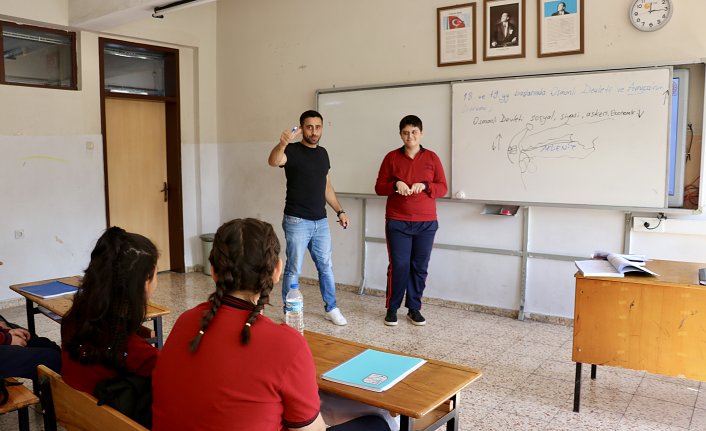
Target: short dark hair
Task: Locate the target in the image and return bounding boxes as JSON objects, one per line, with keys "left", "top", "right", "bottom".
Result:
{"left": 558, "top": 2, "right": 566, "bottom": 7}
{"left": 399, "top": 115, "right": 423, "bottom": 132}
{"left": 300, "top": 110, "right": 323, "bottom": 126}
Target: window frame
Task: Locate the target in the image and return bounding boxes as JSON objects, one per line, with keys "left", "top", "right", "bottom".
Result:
{"left": 0, "top": 20, "right": 78, "bottom": 91}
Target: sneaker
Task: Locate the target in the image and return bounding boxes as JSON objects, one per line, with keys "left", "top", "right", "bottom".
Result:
{"left": 407, "top": 310, "right": 426, "bottom": 326}
{"left": 384, "top": 309, "right": 398, "bottom": 326}
{"left": 325, "top": 307, "right": 348, "bottom": 326}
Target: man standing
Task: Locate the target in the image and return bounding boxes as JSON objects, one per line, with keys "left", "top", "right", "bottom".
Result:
{"left": 375, "top": 115, "right": 447, "bottom": 326}
{"left": 268, "top": 110, "right": 348, "bottom": 326}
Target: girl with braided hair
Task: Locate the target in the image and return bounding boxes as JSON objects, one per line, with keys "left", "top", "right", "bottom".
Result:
{"left": 153, "top": 218, "right": 390, "bottom": 431}
{"left": 60, "top": 226, "right": 159, "bottom": 395}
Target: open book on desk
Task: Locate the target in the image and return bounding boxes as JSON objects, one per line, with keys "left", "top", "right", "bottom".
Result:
{"left": 591, "top": 251, "right": 647, "bottom": 262}
{"left": 576, "top": 253, "right": 658, "bottom": 277}
{"left": 321, "top": 349, "right": 426, "bottom": 392}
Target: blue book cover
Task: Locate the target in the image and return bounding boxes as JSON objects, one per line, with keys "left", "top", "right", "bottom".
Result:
{"left": 321, "top": 349, "right": 426, "bottom": 392}
{"left": 19, "top": 281, "right": 77, "bottom": 299}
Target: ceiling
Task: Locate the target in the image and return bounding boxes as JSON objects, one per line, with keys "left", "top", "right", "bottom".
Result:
{"left": 68, "top": 0, "right": 216, "bottom": 31}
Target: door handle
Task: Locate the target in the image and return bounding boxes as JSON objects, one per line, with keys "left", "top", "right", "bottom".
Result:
{"left": 160, "top": 182, "right": 169, "bottom": 202}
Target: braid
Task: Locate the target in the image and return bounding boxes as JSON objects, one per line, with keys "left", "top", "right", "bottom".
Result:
{"left": 195, "top": 219, "right": 281, "bottom": 348}
{"left": 189, "top": 231, "right": 237, "bottom": 352}
{"left": 240, "top": 222, "right": 279, "bottom": 344}
{"left": 241, "top": 295, "right": 266, "bottom": 345}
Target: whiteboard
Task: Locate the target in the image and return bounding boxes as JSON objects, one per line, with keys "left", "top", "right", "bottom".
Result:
{"left": 452, "top": 68, "right": 671, "bottom": 208}
{"left": 318, "top": 84, "right": 451, "bottom": 196}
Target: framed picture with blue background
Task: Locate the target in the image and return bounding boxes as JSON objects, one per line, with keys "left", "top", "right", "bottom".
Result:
{"left": 537, "top": 0, "right": 584, "bottom": 57}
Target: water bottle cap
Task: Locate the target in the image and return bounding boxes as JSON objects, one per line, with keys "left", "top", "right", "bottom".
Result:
{"left": 290, "top": 283, "right": 299, "bottom": 289}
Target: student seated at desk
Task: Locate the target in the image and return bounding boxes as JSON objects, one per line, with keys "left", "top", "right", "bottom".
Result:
{"left": 152, "top": 218, "right": 389, "bottom": 431}
{"left": 60, "top": 227, "right": 159, "bottom": 395}
{"left": 0, "top": 313, "right": 60, "bottom": 380}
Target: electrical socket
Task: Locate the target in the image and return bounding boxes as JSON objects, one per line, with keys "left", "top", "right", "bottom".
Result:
{"left": 633, "top": 217, "right": 666, "bottom": 233}
{"left": 14, "top": 229, "right": 24, "bottom": 239}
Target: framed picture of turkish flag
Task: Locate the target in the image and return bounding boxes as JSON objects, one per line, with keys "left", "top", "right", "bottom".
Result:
{"left": 437, "top": 3, "right": 477, "bottom": 66}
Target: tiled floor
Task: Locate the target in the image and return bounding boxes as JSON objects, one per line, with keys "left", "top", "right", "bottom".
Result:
{"left": 2, "top": 271, "right": 705, "bottom": 430}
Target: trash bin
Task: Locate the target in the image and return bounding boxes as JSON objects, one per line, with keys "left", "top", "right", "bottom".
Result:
{"left": 199, "top": 233, "right": 215, "bottom": 275}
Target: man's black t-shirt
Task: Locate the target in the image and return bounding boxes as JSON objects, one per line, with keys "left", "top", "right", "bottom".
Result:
{"left": 282, "top": 142, "right": 330, "bottom": 220}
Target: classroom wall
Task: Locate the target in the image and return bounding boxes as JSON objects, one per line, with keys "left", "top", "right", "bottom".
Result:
{"left": 2, "top": 0, "right": 705, "bottom": 318}
{"left": 216, "top": 0, "right": 706, "bottom": 319}
{"left": 0, "top": 0, "right": 69, "bottom": 27}
{"left": 0, "top": 3, "right": 217, "bottom": 302}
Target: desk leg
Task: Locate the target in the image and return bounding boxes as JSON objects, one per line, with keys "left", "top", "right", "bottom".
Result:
{"left": 573, "top": 362, "right": 582, "bottom": 413}
{"left": 17, "top": 406, "right": 30, "bottom": 431}
{"left": 446, "top": 393, "right": 458, "bottom": 431}
{"left": 591, "top": 364, "right": 597, "bottom": 380}
{"left": 153, "top": 317, "right": 164, "bottom": 348}
{"left": 24, "top": 299, "right": 36, "bottom": 335}
{"left": 38, "top": 375, "right": 58, "bottom": 431}
{"left": 400, "top": 415, "right": 412, "bottom": 431}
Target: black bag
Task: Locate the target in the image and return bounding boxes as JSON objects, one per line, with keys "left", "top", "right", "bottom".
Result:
{"left": 0, "top": 376, "right": 23, "bottom": 406}
{"left": 93, "top": 374, "right": 152, "bottom": 428}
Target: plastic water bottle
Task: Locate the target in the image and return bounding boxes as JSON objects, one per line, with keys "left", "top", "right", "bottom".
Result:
{"left": 285, "top": 283, "right": 304, "bottom": 334}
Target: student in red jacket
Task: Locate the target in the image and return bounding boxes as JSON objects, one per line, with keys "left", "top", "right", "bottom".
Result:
{"left": 375, "top": 115, "right": 448, "bottom": 327}
{"left": 0, "top": 314, "right": 60, "bottom": 380}
{"left": 152, "top": 218, "right": 389, "bottom": 431}
{"left": 61, "top": 227, "right": 159, "bottom": 395}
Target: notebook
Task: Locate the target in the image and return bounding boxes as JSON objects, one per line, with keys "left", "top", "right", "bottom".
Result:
{"left": 321, "top": 349, "right": 426, "bottom": 392}
{"left": 18, "top": 281, "right": 78, "bottom": 299}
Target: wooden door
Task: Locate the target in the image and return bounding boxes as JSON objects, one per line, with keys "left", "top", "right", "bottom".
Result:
{"left": 105, "top": 98, "right": 171, "bottom": 271}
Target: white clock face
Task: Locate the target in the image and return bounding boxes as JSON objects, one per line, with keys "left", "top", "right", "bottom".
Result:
{"left": 630, "top": 0, "right": 673, "bottom": 32}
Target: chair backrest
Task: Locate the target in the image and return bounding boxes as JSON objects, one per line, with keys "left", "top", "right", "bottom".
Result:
{"left": 37, "top": 365, "right": 147, "bottom": 431}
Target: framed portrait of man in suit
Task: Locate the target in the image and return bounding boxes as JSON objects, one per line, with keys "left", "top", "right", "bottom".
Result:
{"left": 538, "top": 0, "right": 584, "bottom": 57}
{"left": 483, "top": 0, "right": 525, "bottom": 61}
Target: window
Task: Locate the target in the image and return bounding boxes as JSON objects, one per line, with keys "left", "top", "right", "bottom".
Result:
{"left": 0, "top": 21, "right": 77, "bottom": 89}
{"left": 103, "top": 44, "right": 167, "bottom": 96}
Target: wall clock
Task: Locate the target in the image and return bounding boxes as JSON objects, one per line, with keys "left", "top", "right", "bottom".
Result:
{"left": 629, "top": 0, "right": 673, "bottom": 31}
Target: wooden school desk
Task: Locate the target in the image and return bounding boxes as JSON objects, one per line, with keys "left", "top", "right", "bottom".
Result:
{"left": 305, "top": 331, "right": 481, "bottom": 431}
{"left": 572, "top": 259, "right": 706, "bottom": 412}
{"left": 10, "top": 276, "right": 170, "bottom": 348}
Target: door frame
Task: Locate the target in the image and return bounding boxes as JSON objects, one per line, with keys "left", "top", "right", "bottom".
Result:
{"left": 99, "top": 37, "right": 185, "bottom": 272}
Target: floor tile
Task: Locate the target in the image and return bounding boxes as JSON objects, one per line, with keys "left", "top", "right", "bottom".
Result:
{"left": 636, "top": 376, "right": 699, "bottom": 407}
{"left": 624, "top": 395, "right": 694, "bottom": 428}
{"left": 3, "top": 271, "right": 706, "bottom": 431}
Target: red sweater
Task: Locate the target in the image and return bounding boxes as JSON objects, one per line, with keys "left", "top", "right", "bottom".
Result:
{"left": 0, "top": 328, "right": 11, "bottom": 345}
{"left": 153, "top": 297, "right": 320, "bottom": 431}
{"left": 61, "top": 332, "right": 158, "bottom": 394}
{"left": 375, "top": 146, "right": 447, "bottom": 221}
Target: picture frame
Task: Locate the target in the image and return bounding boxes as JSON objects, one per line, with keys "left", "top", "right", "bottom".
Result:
{"left": 537, "top": 0, "right": 584, "bottom": 57}
{"left": 483, "top": 0, "right": 525, "bottom": 61}
{"left": 437, "top": 3, "right": 477, "bottom": 66}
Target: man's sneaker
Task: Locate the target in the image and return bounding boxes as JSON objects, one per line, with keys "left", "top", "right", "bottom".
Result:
{"left": 325, "top": 307, "right": 348, "bottom": 326}
{"left": 384, "top": 309, "right": 398, "bottom": 326}
{"left": 407, "top": 310, "right": 426, "bottom": 326}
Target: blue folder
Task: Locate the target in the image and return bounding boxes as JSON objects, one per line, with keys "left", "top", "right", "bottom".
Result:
{"left": 19, "top": 281, "right": 77, "bottom": 299}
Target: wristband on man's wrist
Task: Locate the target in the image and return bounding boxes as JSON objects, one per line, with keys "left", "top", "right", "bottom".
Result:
{"left": 336, "top": 209, "right": 345, "bottom": 217}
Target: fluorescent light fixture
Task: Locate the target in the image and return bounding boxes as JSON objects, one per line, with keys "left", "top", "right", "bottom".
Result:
{"left": 152, "top": 0, "right": 217, "bottom": 18}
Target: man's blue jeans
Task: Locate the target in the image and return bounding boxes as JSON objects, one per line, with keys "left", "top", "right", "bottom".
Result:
{"left": 282, "top": 215, "right": 338, "bottom": 312}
